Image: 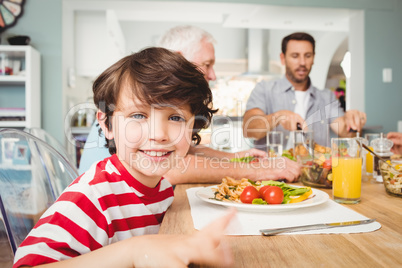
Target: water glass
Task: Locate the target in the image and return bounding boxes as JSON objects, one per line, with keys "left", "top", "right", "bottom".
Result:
{"left": 292, "top": 130, "right": 314, "bottom": 166}
{"left": 267, "top": 131, "right": 283, "bottom": 158}
{"left": 331, "top": 138, "right": 362, "bottom": 204}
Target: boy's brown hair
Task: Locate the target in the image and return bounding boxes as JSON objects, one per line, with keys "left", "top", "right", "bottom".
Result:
{"left": 93, "top": 47, "right": 217, "bottom": 154}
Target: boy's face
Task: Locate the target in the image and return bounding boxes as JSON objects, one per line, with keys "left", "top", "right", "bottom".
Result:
{"left": 99, "top": 84, "right": 194, "bottom": 188}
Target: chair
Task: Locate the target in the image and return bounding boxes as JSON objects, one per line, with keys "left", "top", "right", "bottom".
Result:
{"left": 0, "top": 128, "right": 78, "bottom": 258}
{"left": 24, "top": 127, "right": 76, "bottom": 166}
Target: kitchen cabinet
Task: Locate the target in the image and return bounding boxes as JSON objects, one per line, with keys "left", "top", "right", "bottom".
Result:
{"left": 0, "top": 45, "right": 40, "bottom": 129}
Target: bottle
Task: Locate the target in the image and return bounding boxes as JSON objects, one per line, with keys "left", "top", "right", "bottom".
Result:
{"left": 371, "top": 133, "right": 393, "bottom": 183}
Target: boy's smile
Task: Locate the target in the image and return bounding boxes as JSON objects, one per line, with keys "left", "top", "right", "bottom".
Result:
{"left": 99, "top": 84, "right": 195, "bottom": 188}
{"left": 141, "top": 150, "right": 171, "bottom": 157}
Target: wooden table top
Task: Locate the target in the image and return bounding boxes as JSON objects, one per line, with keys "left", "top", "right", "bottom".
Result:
{"left": 159, "top": 180, "right": 402, "bottom": 268}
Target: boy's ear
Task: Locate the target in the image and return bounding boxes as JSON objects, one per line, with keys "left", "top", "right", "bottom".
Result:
{"left": 97, "top": 110, "right": 114, "bottom": 140}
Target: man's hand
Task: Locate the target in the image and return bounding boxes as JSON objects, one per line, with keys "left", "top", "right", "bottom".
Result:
{"left": 387, "top": 132, "right": 402, "bottom": 155}
{"left": 274, "top": 110, "right": 307, "bottom": 131}
{"left": 343, "top": 110, "right": 366, "bottom": 132}
{"left": 243, "top": 108, "right": 307, "bottom": 140}
{"left": 252, "top": 157, "right": 301, "bottom": 183}
{"left": 331, "top": 109, "right": 366, "bottom": 137}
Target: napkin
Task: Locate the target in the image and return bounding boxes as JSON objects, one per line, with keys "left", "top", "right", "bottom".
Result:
{"left": 187, "top": 187, "right": 381, "bottom": 235}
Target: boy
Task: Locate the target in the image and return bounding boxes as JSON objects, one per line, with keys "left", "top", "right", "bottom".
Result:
{"left": 13, "top": 47, "right": 235, "bottom": 267}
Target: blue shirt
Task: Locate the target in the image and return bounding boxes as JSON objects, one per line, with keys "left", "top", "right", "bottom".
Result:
{"left": 78, "top": 122, "right": 110, "bottom": 174}
{"left": 245, "top": 76, "right": 344, "bottom": 149}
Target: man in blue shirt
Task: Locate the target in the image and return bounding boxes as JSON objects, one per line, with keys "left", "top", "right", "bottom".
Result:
{"left": 243, "top": 32, "right": 366, "bottom": 149}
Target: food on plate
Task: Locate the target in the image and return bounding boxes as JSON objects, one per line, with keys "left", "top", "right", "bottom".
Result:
{"left": 262, "top": 186, "right": 284, "bottom": 204}
{"left": 212, "top": 177, "right": 312, "bottom": 205}
{"left": 240, "top": 186, "right": 261, "bottom": 203}
{"left": 380, "top": 160, "right": 402, "bottom": 196}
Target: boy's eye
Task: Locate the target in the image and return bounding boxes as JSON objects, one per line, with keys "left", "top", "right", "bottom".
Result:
{"left": 170, "top": 115, "right": 185, "bottom": 122}
{"left": 131, "top": 113, "right": 146, "bottom": 119}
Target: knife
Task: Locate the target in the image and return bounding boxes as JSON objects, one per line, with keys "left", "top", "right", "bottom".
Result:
{"left": 260, "top": 218, "right": 376, "bottom": 236}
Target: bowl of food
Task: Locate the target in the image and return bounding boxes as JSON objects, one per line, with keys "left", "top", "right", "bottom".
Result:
{"left": 380, "top": 158, "right": 402, "bottom": 197}
{"left": 287, "top": 144, "right": 333, "bottom": 189}
{"left": 300, "top": 160, "right": 332, "bottom": 189}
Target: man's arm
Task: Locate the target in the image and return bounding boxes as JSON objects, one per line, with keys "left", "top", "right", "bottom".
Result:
{"left": 330, "top": 110, "right": 367, "bottom": 137}
{"left": 243, "top": 108, "right": 306, "bottom": 140}
{"left": 164, "top": 154, "right": 301, "bottom": 185}
{"left": 188, "top": 145, "right": 267, "bottom": 159}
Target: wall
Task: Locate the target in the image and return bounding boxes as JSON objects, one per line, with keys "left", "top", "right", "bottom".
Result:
{"left": 365, "top": 4, "right": 402, "bottom": 133}
{"left": 121, "top": 21, "right": 247, "bottom": 59}
{"left": 1, "top": 0, "right": 63, "bottom": 142}
{"left": 2, "top": 0, "right": 402, "bottom": 144}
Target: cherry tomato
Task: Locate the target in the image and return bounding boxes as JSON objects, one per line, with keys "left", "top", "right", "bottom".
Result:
{"left": 240, "top": 186, "right": 261, "bottom": 204}
{"left": 323, "top": 159, "right": 332, "bottom": 169}
{"left": 305, "top": 161, "right": 313, "bottom": 166}
{"left": 263, "top": 186, "right": 284, "bottom": 204}
{"left": 259, "top": 185, "right": 271, "bottom": 196}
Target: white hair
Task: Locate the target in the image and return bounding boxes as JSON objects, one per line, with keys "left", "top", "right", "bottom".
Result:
{"left": 158, "top": 25, "right": 216, "bottom": 61}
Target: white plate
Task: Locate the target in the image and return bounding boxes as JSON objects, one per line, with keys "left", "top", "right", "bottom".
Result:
{"left": 195, "top": 185, "right": 329, "bottom": 213}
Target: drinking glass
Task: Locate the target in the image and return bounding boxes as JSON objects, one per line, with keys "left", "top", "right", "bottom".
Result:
{"left": 266, "top": 131, "right": 283, "bottom": 158}
{"left": 364, "top": 133, "right": 380, "bottom": 176}
{"left": 331, "top": 138, "right": 362, "bottom": 204}
{"left": 292, "top": 130, "right": 314, "bottom": 166}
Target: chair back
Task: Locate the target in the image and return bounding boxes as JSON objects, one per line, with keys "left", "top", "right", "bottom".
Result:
{"left": 0, "top": 128, "right": 78, "bottom": 255}
{"left": 24, "top": 127, "right": 76, "bottom": 165}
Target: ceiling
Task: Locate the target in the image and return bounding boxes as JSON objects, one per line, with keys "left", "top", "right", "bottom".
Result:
{"left": 113, "top": 2, "right": 353, "bottom": 32}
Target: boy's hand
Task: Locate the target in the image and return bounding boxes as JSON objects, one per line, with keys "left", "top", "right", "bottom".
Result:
{"left": 131, "top": 209, "right": 236, "bottom": 267}
{"left": 186, "top": 208, "right": 235, "bottom": 266}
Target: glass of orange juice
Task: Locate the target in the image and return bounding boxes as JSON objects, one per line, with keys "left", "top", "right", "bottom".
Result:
{"left": 331, "top": 138, "right": 362, "bottom": 204}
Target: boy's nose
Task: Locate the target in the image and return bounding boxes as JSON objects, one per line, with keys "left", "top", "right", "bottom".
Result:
{"left": 149, "top": 122, "right": 169, "bottom": 142}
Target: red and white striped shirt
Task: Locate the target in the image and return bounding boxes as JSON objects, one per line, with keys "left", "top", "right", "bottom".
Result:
{"left": 13, "top": 154, "right": 174, "bottom": 267}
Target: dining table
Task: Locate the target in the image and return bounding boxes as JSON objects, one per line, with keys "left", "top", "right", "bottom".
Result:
{"left": 159, "top": 179, "right": 402, "bottom": 267}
